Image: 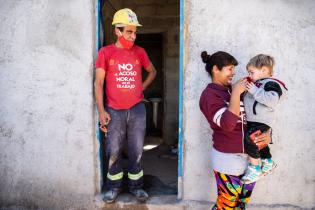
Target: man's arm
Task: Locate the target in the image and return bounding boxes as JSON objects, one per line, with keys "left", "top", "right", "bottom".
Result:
{"left": 94, "top": 68, "right": 111, "bottom": 132}
{"left": 142, "top": 63, "right": 157, "bottom": 90}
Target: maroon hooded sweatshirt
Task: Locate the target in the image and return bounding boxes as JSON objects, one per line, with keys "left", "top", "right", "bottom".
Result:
{"left": 199, "top": 83, "right": 246, "bottom": 153}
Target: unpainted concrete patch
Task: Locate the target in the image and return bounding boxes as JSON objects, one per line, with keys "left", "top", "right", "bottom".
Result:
{"left": 0, "top": 207, "right": 26, "bottom": 210}
{"left": 101, "top": 204, "right": 149, "bottom": 210}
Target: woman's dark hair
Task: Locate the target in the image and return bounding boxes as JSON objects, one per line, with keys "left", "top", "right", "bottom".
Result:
{"left": 201, "top": 51, "right": 238, "bottom": 77}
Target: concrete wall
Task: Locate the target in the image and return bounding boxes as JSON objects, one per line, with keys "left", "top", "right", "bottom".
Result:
{"left": 0, "top": 0, "right": 97, "bottom": 209}
{"left": 182, "top": 0, "right": 315, "bottom": 209}
{"left": 2, "top": 0, "right": 315, "bottom": 209}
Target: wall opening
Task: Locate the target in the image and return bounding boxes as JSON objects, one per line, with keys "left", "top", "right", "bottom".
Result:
{"left": 136, "top": 33, "right": 177, "bottom": 196}
{"left": 97, "top": 0, "right": 180, "bottom": 198}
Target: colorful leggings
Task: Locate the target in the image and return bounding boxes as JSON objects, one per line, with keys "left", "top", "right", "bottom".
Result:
{"left": 213, "top": 170, "right": 256, "bottom": 210}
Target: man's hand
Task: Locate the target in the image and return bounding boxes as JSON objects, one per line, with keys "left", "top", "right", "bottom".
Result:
{"left": 99, "top": 111, "right": 111, "bottom": 133}
{"left": 94, "top": 68, "right": 109, "bottom": 133}
{"left": 253, "top": 130, "right": 271, "bottom": 150}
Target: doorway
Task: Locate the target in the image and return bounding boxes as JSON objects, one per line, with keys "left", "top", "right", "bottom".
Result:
{"left": 97, "top": 0, "right": 180, "bottom": 198}
{"left": 136, "top": 33, "right": 177, "bottom": 195}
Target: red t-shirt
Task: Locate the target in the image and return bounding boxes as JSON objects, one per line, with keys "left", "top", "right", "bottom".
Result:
{"left": 95, "top": 44, "right": 151, "bottom": 110}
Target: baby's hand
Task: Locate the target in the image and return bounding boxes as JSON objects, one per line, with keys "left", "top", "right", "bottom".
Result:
{"left": 246, "top": 82, "right": 255, "bottom": 90}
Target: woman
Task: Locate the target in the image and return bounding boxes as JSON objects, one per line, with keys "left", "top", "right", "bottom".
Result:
{"left": 199, "top": 51, "right": 271, "bottom": 210}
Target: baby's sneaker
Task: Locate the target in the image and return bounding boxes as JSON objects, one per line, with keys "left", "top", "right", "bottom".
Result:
{"left": 261, "top": 158, "right": 277, "bottom": 175}
{"left": 241, "top": 164, "right": 262, "bottom": 184}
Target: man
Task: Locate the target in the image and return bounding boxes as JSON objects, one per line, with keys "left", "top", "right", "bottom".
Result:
{"left": 94, "top": 8, "right": 156, "bottom": 203}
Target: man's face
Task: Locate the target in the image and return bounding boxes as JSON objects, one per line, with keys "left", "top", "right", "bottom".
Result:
{"left": 116, "top": 25, "right": 137, "bottom": 42}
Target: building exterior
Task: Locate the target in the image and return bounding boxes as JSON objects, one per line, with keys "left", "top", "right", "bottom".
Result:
{"left": 1, "top": 0, "right": 314, "bottom": 209}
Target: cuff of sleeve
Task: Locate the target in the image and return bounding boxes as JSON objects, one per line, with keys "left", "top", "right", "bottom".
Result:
{"left": 144, "top": 62, "right": 152, "bottom": 70}
{"left": 95, "top": 67, "right": 106, "bottom": 71}
{"left": 248, "top": 84, "right": 259, "bottom": 95}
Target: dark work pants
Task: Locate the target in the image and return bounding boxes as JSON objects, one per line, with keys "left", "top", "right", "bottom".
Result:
{"left": 244, "top": 122, "right": 272, "bottom": 159}
{"left": 105, "top": 102, "right": 146, "bottom": 190}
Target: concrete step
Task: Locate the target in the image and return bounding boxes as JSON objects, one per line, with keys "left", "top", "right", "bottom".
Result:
{"left": 95, "top": 194, "right": 185, "bottom": 210}
{"left": 182, "top": 200, "right": 305, "bottom": 210}
{"left": 95, "top": 194, "right": 306, "bottom": 210}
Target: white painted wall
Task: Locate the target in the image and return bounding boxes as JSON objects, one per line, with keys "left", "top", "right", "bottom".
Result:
{"left": 0, "top": 0, "right": 97, "bottom": 209}
{"left": 183, "top": 0, "right": 315, "bottom": 209}
{"left": 1, "top": 0, "right": 315, "bottom": 209}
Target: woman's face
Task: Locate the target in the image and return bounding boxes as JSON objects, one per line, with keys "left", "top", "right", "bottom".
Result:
{"left": 215, "top": 65, "right": 236, "bottom": 86}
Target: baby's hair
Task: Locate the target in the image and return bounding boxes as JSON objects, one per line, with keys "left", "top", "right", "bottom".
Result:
{"left": 201, "top": 51, "right": 238, "bottom": 77}
{"left": 246, "top": 54, "right": 275, "bottom": 75}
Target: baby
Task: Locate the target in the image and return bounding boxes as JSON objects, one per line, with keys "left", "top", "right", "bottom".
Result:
{"left": 241, "top": 54, "right": 288, "bottom": 184}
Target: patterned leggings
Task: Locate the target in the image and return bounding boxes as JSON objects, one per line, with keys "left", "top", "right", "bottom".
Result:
{"left": 213, "top": 170, "right": 256, "bottom": 210}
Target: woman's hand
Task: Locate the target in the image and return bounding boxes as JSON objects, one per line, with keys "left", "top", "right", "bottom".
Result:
{"left": 232, "top": 78, "right": 247, "bottom": 94}
{"left": 253, "top": 130, "right": 271, "bottom": 150}
{"left": 228, "top": 78, "right": 247, "bottom": 117}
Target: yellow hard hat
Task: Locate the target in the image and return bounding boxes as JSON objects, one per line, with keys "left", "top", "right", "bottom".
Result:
{"left": 112, "top": 8, "right": 142, "bottom": 27}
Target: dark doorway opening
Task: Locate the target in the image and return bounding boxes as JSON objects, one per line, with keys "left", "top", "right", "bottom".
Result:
{"left": 136, "top": 33, "right": 177, "bottom": 196}
{"left": 136, "top": 33, "right": 164, "bottom": 137}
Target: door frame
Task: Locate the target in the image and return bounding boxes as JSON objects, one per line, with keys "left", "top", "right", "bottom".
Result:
{"left": 95, "top": 0, "right": 184, "bottom": 199}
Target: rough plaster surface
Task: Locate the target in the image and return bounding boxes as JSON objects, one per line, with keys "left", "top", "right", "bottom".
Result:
{"left": 183, "top": 0, "right": 315, "bottom": 209}
{"left": 1, "top": 0, "right": 315, "bottom": 209}
{"left": 0, "top": 0, "right": 96, "bottom": 209}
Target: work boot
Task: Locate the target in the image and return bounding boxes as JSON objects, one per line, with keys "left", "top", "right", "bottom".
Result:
{"left": 102, "top": 188, "right": 121, "bottom": 203}
{"left": 129, "top": 188, "right": 149, "bottom": 202}
{"left": 211, "top": 204, "right": 218, "bottom": 210}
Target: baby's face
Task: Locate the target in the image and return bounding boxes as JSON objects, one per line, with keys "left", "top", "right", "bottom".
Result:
{"left": 247, "top": 66, "right": 264, "bottom": 82}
